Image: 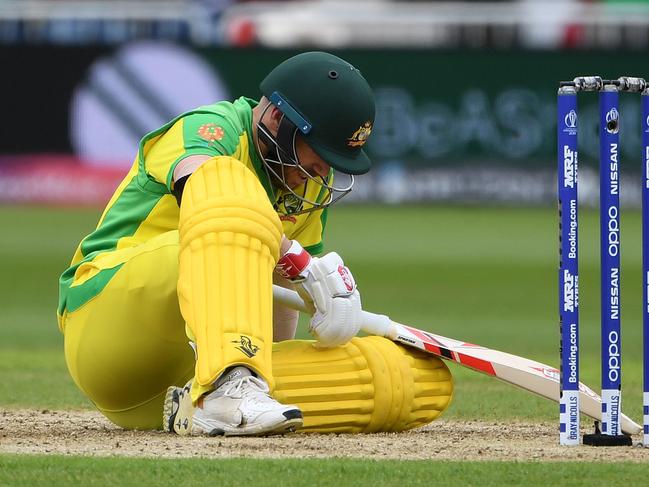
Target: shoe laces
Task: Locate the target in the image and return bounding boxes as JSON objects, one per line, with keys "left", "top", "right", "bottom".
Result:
{"left": 222, "top": 376, "right": 270, "bottom": 399}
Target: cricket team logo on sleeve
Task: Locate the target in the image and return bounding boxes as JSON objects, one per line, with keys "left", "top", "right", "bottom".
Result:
{"left": 197, "top": 123, "right": 225, "bottom": 143}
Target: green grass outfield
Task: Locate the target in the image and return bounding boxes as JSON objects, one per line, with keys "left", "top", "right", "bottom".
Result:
{"left": 1, "top": 455, "right": 647, "bottom": 487}
{"left": 0, "top": 205, "right": 646, "bottom": 481}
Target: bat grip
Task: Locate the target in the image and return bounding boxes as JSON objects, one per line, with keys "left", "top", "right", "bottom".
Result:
{"left": 359, "top": 310, "right": 393, "bottom": 338}
{"left": 272, "top": 284, "right": 309, "bottom": 312}
{"left": 272, "top": 284, "right": 394, "bottom": 338}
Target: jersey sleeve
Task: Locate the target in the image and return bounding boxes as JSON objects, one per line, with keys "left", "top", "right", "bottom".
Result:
{"left": 144, "top": 112, "right": 240, "bottom": 192}
{"left": 291, "top": 207, "right": 328, "bottom": 255}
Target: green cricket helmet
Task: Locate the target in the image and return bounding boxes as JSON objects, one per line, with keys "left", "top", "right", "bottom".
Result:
{"left": 260, "top": 51, "right": 375, "bottom": 175}
{"left": 256, "top": 51, "right": 375, "bottom": 215}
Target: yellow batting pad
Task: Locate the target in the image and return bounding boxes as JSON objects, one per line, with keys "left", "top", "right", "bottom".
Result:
{"left": 177, "top": 156, "right": 282, "bottom": 399}
{"left": 272, "top": 336, "right": 453, "bottom": 433}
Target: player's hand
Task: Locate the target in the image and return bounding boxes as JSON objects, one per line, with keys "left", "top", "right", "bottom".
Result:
{"left": 275, "top": 241, "right": 362, "bottom": 348}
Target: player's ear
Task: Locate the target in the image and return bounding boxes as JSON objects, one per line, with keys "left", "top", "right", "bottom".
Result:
{"left": 267, "top": 105, "right": 283, "bottom": 131}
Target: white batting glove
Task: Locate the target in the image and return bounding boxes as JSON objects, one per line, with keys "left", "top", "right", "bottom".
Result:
{"left": 275, "top": 241, "right": 362, "bottom": 348}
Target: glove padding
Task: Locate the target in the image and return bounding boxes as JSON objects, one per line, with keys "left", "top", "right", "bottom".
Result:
{"left": 296, "top": 252, "right": 362, "bottom": 348}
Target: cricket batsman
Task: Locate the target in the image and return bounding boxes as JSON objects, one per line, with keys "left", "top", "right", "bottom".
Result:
{"left": 57, "top": 52, "right": 453, "bottom": 436}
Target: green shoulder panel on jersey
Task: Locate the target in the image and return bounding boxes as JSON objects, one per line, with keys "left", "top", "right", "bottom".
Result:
{"left": 137, "top": 97, "right": 273, "bottom": 200}
{"left": 130, "top": 99, "right": 239, "bottom": 193}
{"left": 57, "top": 174, "right": 164, "bottom": 315}
{"left": 165, "top": 104, "right": 243, "bottom": 191}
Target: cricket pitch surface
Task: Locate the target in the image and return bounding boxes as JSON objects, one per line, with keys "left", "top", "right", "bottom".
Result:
{"left": 1, "top": 409, "right": 648, "bottom": 461}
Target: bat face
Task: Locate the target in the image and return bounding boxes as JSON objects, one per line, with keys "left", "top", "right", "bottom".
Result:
{"left": 392, "top": 322, "right": 641, "bottom": 435}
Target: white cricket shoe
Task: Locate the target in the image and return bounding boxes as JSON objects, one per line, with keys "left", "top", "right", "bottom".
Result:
{"left": 163, "top": 367, "right": 302, "bottom": 436}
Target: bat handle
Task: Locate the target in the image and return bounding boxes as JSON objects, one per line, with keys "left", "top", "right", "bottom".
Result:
{"left": 359, "top": 310, "right": 394, "bottom": 338}
{"left": 272, "top": 284, "right": 395, "bottom": 338}
{"left": 272, "top": 284, "right": 309, "bottom": 312}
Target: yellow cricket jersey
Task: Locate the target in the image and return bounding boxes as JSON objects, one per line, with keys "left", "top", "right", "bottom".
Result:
{"left": 58, "top": 96, "right": 329, "bottom": 325}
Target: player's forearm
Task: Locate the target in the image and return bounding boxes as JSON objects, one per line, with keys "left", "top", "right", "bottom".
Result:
{"left": 273, "top": 236, "right": 303, "bottom": 341}
{"left": 272, "top": 272, "right": 299, "bottom": 341}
